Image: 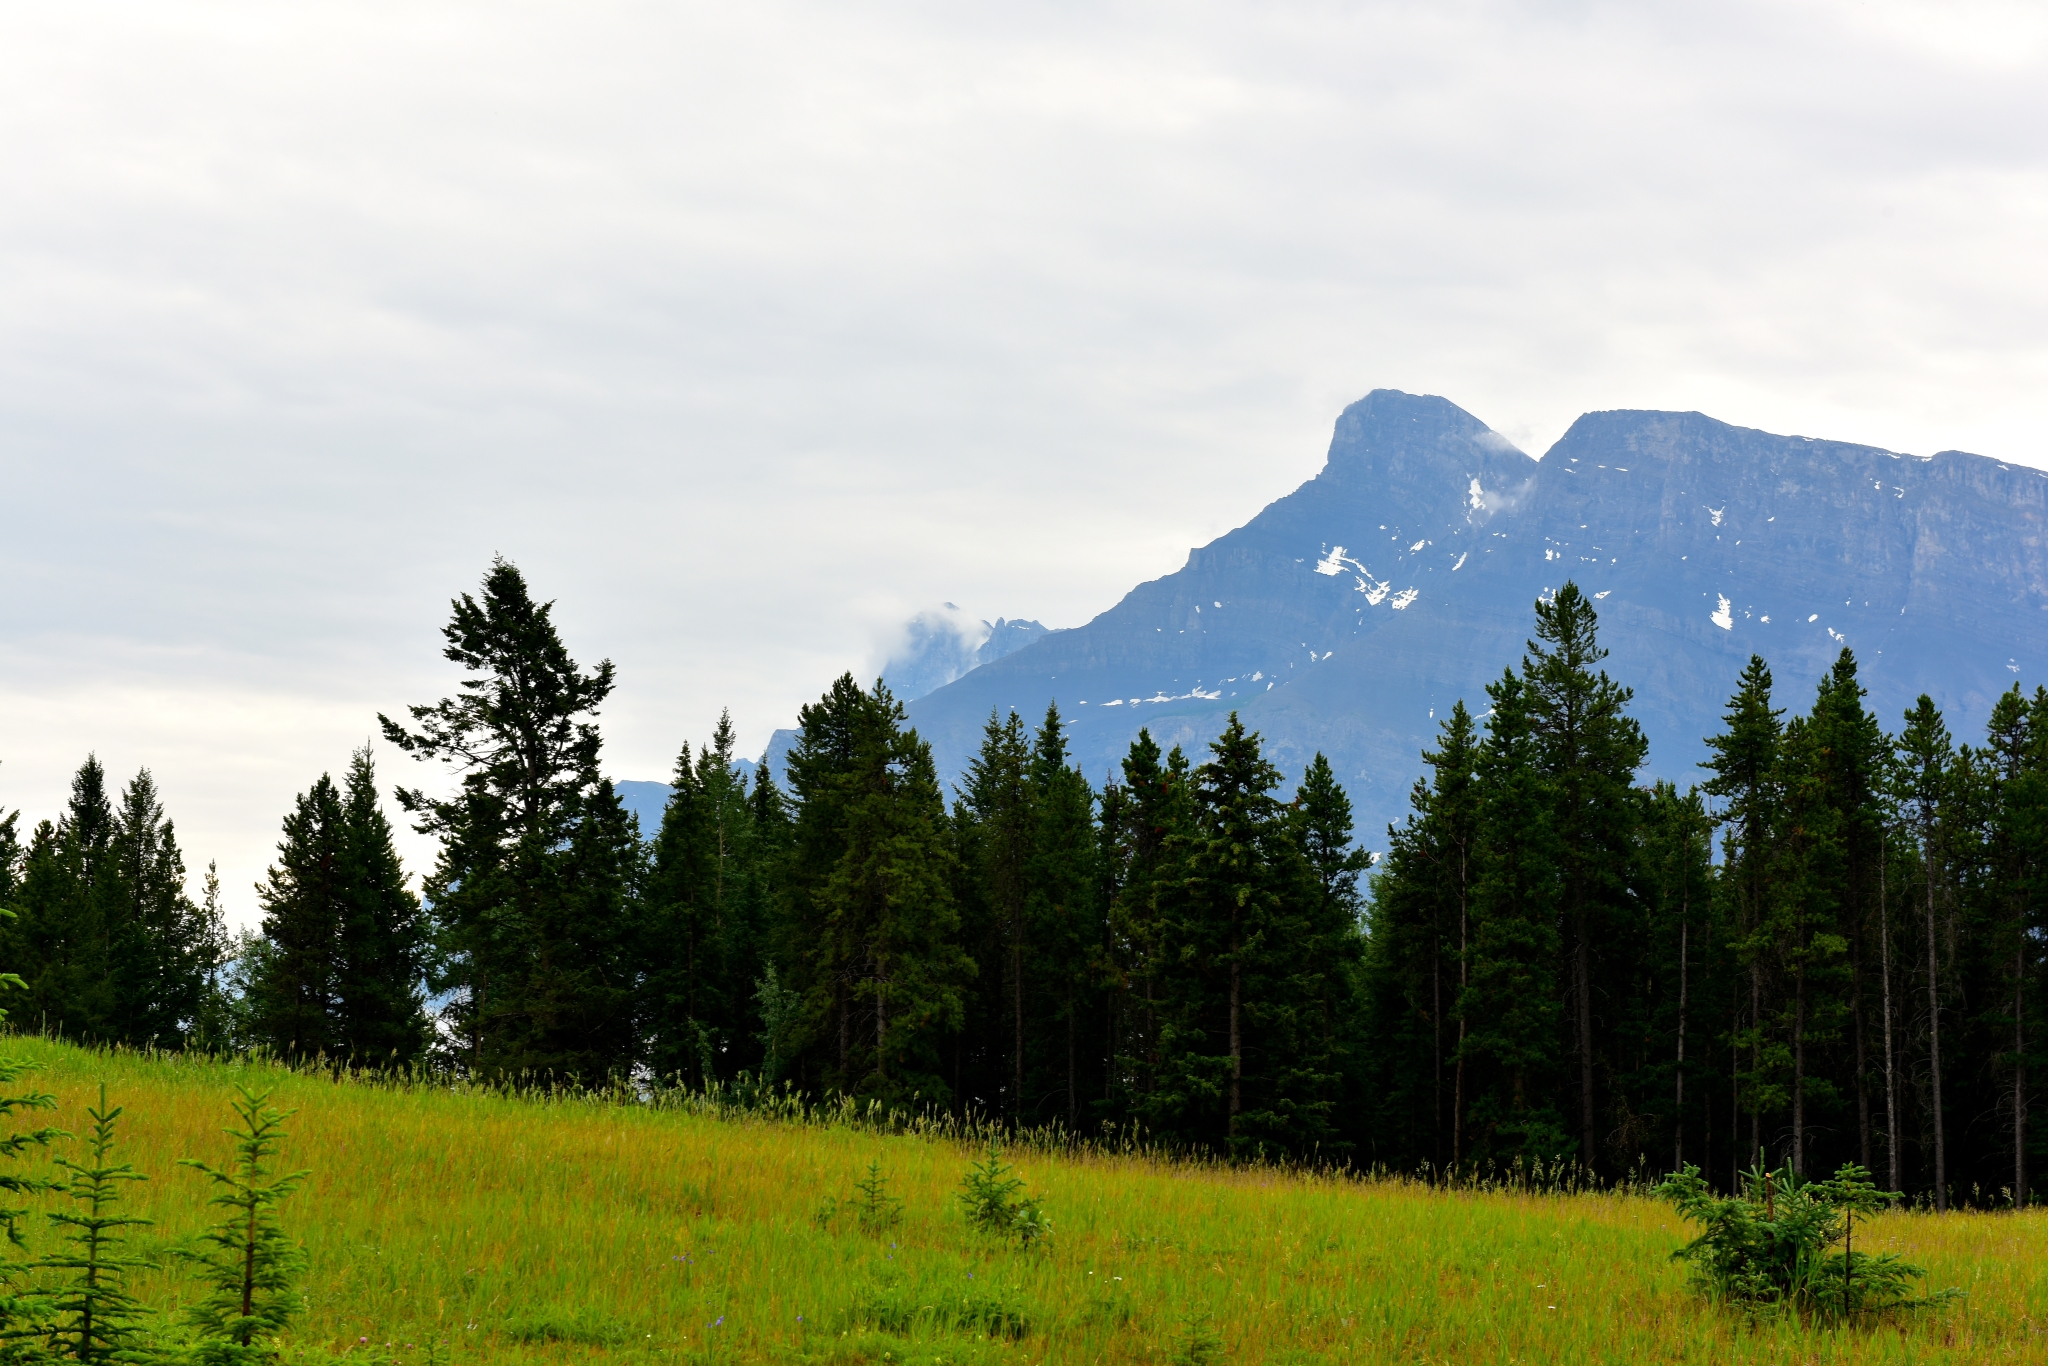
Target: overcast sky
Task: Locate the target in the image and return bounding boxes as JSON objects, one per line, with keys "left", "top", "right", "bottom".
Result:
{"left": 3, "top": 0, "right": 2044, "bottom": 923}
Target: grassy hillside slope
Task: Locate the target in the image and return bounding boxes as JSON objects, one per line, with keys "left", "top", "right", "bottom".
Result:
{"left": 3, "top": 1038, "right": 2041, "bottom": 1363}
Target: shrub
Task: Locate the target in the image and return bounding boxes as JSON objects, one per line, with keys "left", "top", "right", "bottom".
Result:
{"left": 1655, "top": 1161, "right": 1959, "bottom": 1321}
{"left": 956, "top": 1144, "right": 1047, "bottom": 1247}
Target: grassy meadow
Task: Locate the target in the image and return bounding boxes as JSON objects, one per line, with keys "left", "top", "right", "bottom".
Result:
{"left": 3, "top": 1037, "right": 2043, "bottom": 1364}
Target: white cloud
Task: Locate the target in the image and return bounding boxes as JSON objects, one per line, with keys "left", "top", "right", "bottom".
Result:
{"left": 0, "top": 0, "right": 2044, "bottom": 920}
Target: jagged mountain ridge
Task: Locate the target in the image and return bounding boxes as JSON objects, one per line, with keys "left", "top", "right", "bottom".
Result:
{"left": 904, "top": 389, "right": 2048, "bottom": 848}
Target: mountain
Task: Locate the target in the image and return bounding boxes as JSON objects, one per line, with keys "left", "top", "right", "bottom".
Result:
{"left": 881, "top": 605, "right": 1053, "bottom": 702}
{"left": 904, "top": 388, "right": 2048, "bottom": 848}
{"left": 750, "top": 606, "right": 1052, "bottom": 787}
{"left": 613, "top": 766, "right": 755, "bottom": 839}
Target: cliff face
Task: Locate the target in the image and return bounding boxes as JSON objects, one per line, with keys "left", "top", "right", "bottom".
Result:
{"left": 907, "top": 390, "right": 2048, "bottom": 845}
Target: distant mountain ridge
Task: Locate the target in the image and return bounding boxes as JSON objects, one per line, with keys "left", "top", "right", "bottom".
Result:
{"left": 902, "top": 389, "right": 2048, "bottom": 847}
{"left": 881, "top": 605, "right": 1052, "bottom": 701}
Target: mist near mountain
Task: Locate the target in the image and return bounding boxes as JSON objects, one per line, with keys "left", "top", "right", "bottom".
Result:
{"left": 881, "top": 606, "right": 1053, "bottom": 702}
{"left": 904, "top": 389, "right": 2048, "bottom": 847}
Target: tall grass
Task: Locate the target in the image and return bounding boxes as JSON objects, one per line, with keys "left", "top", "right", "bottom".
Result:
{"left": 2, "top": 1037, "right": 2034, "bottom": 1362}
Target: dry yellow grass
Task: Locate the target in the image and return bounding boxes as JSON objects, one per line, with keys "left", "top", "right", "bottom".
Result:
{"left": 5, "top": 1037, "right": 2044, "bottom": 1363}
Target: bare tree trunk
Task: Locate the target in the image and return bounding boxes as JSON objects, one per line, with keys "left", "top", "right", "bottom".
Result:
{"left": 2017, "top": 949, "right": 2027, "bottom": 1209}
{"left": 1732, "top": 1006, "right": 1742, "bottom": 1190}
{"left": 1578, "top": 910, "right": 1596, "bottom": 1170}
{"left": 1793, "top": 961, "right": 1807, "bottom": 1177}
{"left": 1432, "top": 927, "right": 1443, "bottom": 1170}
{"left": 1855, "top": 947, "right": 1871, "bottom": 1172}
{"left": 1228, "top": 940, "right": 1242, "bottom": 1140}
{"left": 1676, "top": 914, "right": 1689, "bottom": 1173}
{"left": 1067, "top": 987, "right": 1077, "bottom": 1128}
{"left": 1881, "top": 834, "right": 1900, "bottom": 1192}
{"left": 1012, "top": 902, "right": 1024, "bottom": 1125}
{"left": 1751, "top": 959, "right": 1762, "bottom": 1167}
{"left": 1454, "top": 861, "right": 1469, "bottom": 1169}
{"left": 1925, "top": 878, "right": 1948, "bottom": 1212}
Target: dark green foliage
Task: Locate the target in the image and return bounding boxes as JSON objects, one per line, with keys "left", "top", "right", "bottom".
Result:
{"left": 0, "top": 761, "right": 220, "bottom": 1051}
{"left": 39, "top": 1087, "right": 152, "bottom": 1363}
{"left": 178, "top": 1089, "right": 308, "bottom": 1359}
{"left": 956, "top": 1143, "right": 1047, "bottom": 1245}
{"left": 1458, "top": 675, "right": 1566, "bottom": 1166}
{"left": 1141, "top": 715, "right": 1351, "bottom": 1158}
{"left": 1657, "top": 1161, "right": 1952, "bottom": 1319}
{"left": 0, "top": 971, "right": 62, "bottom": 1361}
{"left": 782, "top": 676, "right": 970, "bottom": 1107}
{"left": 644, "top": 712, "right": 776, "bottom": 1086}
{"left": 381, "top": 558, "right": 639, "bottom": 1082}
{"left": 851, "top": 1161, "right": 902, "bottom": 1233}
{"left": 245, "top": 750, "right": 428, "bottom": 1065}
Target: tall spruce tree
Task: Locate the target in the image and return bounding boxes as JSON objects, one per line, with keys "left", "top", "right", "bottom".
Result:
{"left": 1897, "top": 694, "right": 1957, "bottom": 1210}
{"left": 248, "top": 773, "right": 349, "bottom": 1058}
{"left": 248, "top": 750, "right": 428, "bottom": 1064}
{"left": 105, "top": 767, "right": 215, "bottom": 1049}
{"left": 1102, "top": 731, "right": 1193, "bottom": 1123}
{"left": 0, "top": 758, "right": 218, "bottom": 1048}
{"left": 1459, "top": 669, "right": 1566, "bottom": 1165}
{"left": 380, "top": 558, "right": 639, "bottom": 1081}
{"left": 958, "top": 709, "right": 1035, "bottom": 1121}
{"left": 8, "top": 758, "right": 119, "bottom": 1039}
{"left": 1521, "top": 583, "right": 1648, "bottom": 1171}
{"left": 1362, "top": 703, "right": 1478, "bottom": 1168}
{"left": 334, "top": 747, "right": 430, "bottom": 1064}
{"left": 1027, "top": 703, "right": 1105, "bottom": 1129}
{"left": 1704, "top": 655, "right": 1786, "bottom": 1170}
{"left": 783, "top": 676, "right": 969, "bottom": 1106}
{"left": 1638, "top": 782, "right": 1718, "bottom": 1175}
{"left": 1143, "top": 715, "right": 1334, "bottom": 1158}
{"left": 644, "top": 712, "right": 770, "bottom": 1085}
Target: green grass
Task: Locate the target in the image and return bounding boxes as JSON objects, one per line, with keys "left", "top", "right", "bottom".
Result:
{"left": 3, "top": 1036, "right": 2039, "bottom": 1363}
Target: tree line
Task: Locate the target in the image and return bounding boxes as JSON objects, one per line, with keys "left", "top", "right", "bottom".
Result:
{"left": 1365, "top": 583, "right": 2048, "bottom": 1209}
{"left": 4, "top": 559, "right": 2046, "bottom": 1201}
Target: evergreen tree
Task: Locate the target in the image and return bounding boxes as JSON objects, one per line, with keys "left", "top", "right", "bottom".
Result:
{"left": 1101, "top": 730, "right": 1192, "bottom": 1122}
{"left": 247, "top": 775, "right": 348, "bottom": 1058}
{"left": 179, "top": 1089, "right": 308, "bottom": 1361}
{"left": 1026, "top": 703, "right": 1104, "bottom": 1129}
{"left": 0, "top": 967, "right": 61, "bottom": 1361}
{"left": 783, "top": 676, "right": 970, "bottom": 1106}
{"left": 957, "top": 709, "right": 1033, "bottom": 1120}
{"left": 1522, "top": 583, "right": 1648, "bottom": 1171}
{"left": 380, "top": 558, "right": 638, "bottom": 1081}
{"left": 105, "top": 767, "right": 215, "bottom": 1049}
{"left": 1896, "top": 695, "right": 1957, "bottom": 1210}
{"left": 1145, "top": 714, "right": 1332, "bottom": 1157}
{"left": 39, "top": 1086, "right": 151, "bottom": 1364}
{"left": 1704, "top": 655, "right": 1786, "bottom": 1171}
{"left": 1284, "top": 752, "right": 1370, "bottom": 1156}
{"left": 333, "top": 748, "right": 429, "bottom": 1064}
{"left": 1362, "top": 703, "right": 1478, "bottom": 1167}
{"left": 0, "top": 758, "right": 217, "bottom": 1049}
{"left": 1459, "top": 670, "right": 1566, "bottom": 1165}
{"left": 7, "top": 759, "right": 119, "bottom": 1039}
{"left": 1637, "top": 782, "right": 1719, "bottom": 1176}
{"left": 645, "top": 712, "right": 770, "bottom": 1086}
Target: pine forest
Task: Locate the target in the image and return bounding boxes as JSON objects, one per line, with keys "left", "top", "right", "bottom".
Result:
{"left": 8, "top": 558, "right": 2048, "bottom": 1210}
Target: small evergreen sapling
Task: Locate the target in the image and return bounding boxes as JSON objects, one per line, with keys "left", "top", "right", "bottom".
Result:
{"left": 957, "top": 1144, "right": 1047, "bottom": 1247}
{"left": 851, "top": 1161, "right": 901, "bottom": 1234}
{"left": 1656, "top": 1161, "right": 1957, "bottom": 1320}
{"left": 39, "top": 1086, "right": 152, "bottom": 1363}
{"left": 178, "top": 1089, "right": 308, "bottom": 1361}
{"left": 0, "top": 960, "right": 63, "bottom": 1362}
